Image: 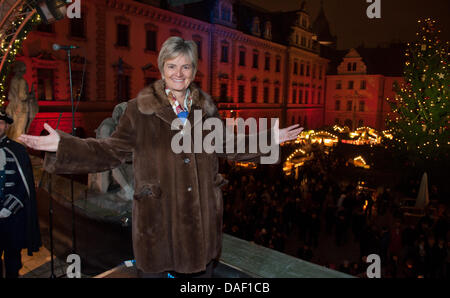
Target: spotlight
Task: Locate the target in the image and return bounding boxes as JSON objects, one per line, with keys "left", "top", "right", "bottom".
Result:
{"left": 35, "top": 0, "right": 67, "bottom": 24}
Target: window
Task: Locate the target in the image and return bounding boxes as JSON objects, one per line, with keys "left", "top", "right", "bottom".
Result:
{"left": 274, "top": 87, "right": 280, "bottom": 103}
{"left": 37, "top": 68, "right": 55, "bottom": 100}
{"left": 319, "top": 66, "right": 323, "bottom": 80}
{"left": 300, "top": 63, "right": 304, "bottom": 76}
{"left": 117, "top": 24, "right": 129, "bottom": 47}
{"left": 311, "top": 90, "right": 315, "bottom": 104}
{"left": 293, "top": 62, "right": 298, "bottom": 75}
{"left": 117, "top": 74, "right": 130, "bottom": 102}
{"left": 292, "top": 89, "right": 297, "bottom": 104}
{"left": 312, "top": 64, "right": 316, "bottom": 79}
{"left": 194, "top": 39, "right": 202, "bottom": 60}
{"left": 275, "top": 57, "right": 281, "bottom": 72}
{"left": 353, "top": 62, "right": 357, "bottom": 71}
{"left": 336, "top": 80, "right": 342, "bottom": 90}
{"left": 301, "top": 36, "right": 306, "bottom": 47}
{"left": 251, "top": 86, "right": 257, "bottom": 103}
{"left": 360, "top": 80, "right": 366, "bottom": 90}
{"left": 220, "top": 83, "right": 228, "bottom": 102}
{"left": 347, "top": 100, "right": 353, "bottom": 111}
{"left": 359, "top": 101, "right": 365, "bottom": 112}
{"left": 306, "top": 63, "right": 310, "bottom": 76}
{"left": 303, "top": 115, "right": 307, "bottom": 127}
{"left": 239, "top": 49, "right": 246, "bottom": 66}
{"left": 348, "top": 80, "right": 354, "bottom": 89}
{"left": 317, "top": 91, "right": 321, "bottom": 104}
{"left": 69, "top": 14, "right": 85, "bottom": 38}
{"left": 264, "top": 22, "right": 272, "bottom": 40}
{"left": 251, "top": 17, "right": 260, "bottom": 36}
{"left": 264, "top": 55, "right": 270, "bottom": 71}
{"left": 335, "top": 100, "right": 340, "bottom": 111}
{"left": 146, "top": 30, "right": 157, "bottom": 51}
{"left": 221, "top": 4, "right": 231, "bottom": 22}
{"left": 263, "top": 87, "right": 269, "bottom": 103}
{"left": 238, "top": 85, "right": 245, "bottom": 102}
{"left": 299, "top": 89, "right": 303, "bottom": 104}
{"left": 221, "top": 44, "right": 229, "bottom": 62}
{"left": 305, "top": 90, "right": 309, "bottom": 104}
{"left": 347, "top": 62, "right": 352, "bottom": 71}
{"left": 252, "top": 52, "right": 259, "bottom": 68}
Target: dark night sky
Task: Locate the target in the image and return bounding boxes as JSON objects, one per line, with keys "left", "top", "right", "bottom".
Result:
{"left": 245, "top": 0, "right": 450, "bottom": 49}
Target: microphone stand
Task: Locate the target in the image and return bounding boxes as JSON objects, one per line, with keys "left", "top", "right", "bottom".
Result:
{"left": 45, "top": 44, "right": 86, "bottom": 278}
{"left": 47, "top": 171, "right": 56, "bottom": 278}
{"left": 46, "top": 47, "right": 79, "bottom": 278}
{"left": 67, "top": 48, "right": 77, "bottom": 255}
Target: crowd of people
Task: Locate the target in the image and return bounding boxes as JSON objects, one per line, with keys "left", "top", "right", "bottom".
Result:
{"left": 220, "top": 143, "right": 449, "bottom": 278}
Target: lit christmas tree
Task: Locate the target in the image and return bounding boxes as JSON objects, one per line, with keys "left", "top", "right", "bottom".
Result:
{"left": 387, "top": 18, "right": 449, "bottom": 165}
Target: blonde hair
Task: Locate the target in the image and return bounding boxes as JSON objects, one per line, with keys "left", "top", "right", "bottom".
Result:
{"left": 158, "top": 36, "right": 198, "bottom": 78}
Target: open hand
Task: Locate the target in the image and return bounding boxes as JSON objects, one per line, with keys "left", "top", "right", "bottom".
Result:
{"left": 274, "top": 119, "right": 303, "bottom": 144}
{"left": 18, "top": 123, "right": 60, "bottom": 152}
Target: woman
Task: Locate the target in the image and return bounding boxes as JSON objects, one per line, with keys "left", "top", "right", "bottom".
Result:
{"left": 19, "top": 37, "right": 302, "bottom": 277}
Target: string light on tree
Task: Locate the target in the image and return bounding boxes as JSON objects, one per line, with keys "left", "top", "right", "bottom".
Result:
{"left": 386, "top": 18, "right": 449, "bottom": 164}
{"left": 0, "top": 13, "right": 41, "bottom": 106}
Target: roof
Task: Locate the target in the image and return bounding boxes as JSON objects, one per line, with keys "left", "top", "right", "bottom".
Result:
{"left": 312, "top": 2, "right": 335, "bottom": 44}
{"left": 182, "top": 0, "right": 315, "bottom": 47}
{"left": 328, "top": 44, "right": 407, "bottom": 76}
{"left": 356, "top": 45, "right": 406, "bottom": 76}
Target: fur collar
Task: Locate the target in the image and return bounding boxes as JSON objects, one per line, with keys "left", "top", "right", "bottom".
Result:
{"left": 136, "top": 79, "right": 217, "bottom": 117}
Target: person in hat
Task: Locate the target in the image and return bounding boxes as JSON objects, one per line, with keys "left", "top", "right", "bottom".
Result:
{"left": 0, "top": 110, "right": 41, "bottom": 278}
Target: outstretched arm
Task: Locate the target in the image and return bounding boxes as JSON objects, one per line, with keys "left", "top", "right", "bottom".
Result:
{"left": 18, "top": 102, "right": 137, "bottom": 174}
{"left": 215, "top": 114, "right": 303, "bottom": 164}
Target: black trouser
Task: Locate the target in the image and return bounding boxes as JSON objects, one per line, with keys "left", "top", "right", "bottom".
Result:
{"left": 0, "top": 247, "right": 22, "bottom": 278}
{"left": 137, "top": 260, "right": 217, "bottom": 278}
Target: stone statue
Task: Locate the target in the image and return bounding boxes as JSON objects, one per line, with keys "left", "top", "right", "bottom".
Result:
{"left": 88, "top": 102, "right": 134, "bottom": 201}
{"left": 6, "top": 61, "right": 38, "bottom": 141}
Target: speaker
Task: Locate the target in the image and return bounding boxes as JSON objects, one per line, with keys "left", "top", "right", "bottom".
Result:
{"left": 35, "top": 0, "right": 67, "bottom": 24}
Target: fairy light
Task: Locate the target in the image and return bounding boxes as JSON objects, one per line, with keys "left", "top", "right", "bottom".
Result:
{"left": 386, "top": 18, "right": 448, "bottom": 161}
{"left": 0, "top": 10, "right": 40, "bottom": 106}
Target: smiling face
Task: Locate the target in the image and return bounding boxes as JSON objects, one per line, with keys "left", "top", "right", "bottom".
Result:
{"left": 162, "top": 54, "right": 194, "bottom": 93}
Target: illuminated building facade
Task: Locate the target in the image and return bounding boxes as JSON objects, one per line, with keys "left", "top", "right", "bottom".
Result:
{"left": 12, "top": 0, "right": 328, "bottom": 136}
{"left": 324, "top": 45, "right": 405, "bottom": 131}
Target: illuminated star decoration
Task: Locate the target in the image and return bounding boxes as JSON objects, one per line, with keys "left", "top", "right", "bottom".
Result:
{"left": 436, "top": 73, "right": 444, "bottom": 79}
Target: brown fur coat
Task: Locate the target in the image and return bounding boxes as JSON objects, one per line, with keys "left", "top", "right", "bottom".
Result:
{"left": 44, "top": 79, "right": 275, "bottom": 273}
